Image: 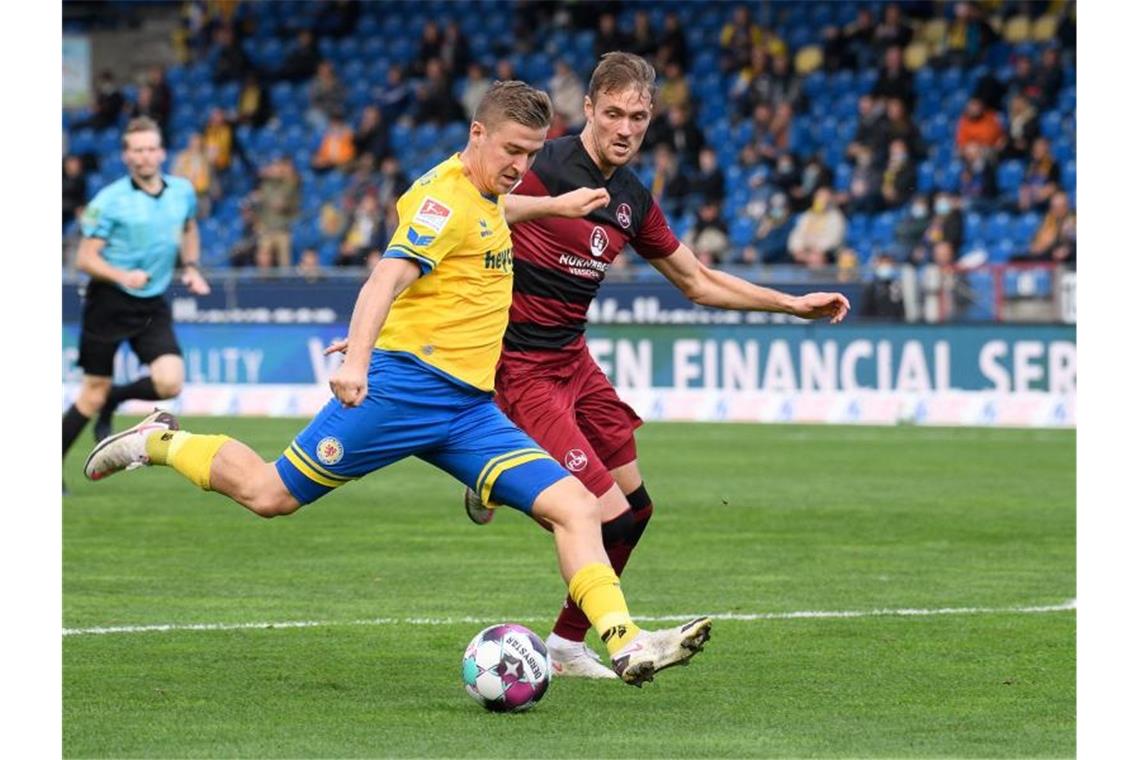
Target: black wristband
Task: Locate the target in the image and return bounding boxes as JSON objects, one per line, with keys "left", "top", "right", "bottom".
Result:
{"left": 182, "top": 261, "right": 200, "bottom": 270}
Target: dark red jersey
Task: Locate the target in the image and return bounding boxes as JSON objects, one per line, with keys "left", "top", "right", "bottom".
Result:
{"left": 502, "top": 136, "right": 680, "bottom": 361}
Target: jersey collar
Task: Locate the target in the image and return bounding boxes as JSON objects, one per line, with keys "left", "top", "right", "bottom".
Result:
{"left": 130, "top": 176, "right": 168, "bottom": 198}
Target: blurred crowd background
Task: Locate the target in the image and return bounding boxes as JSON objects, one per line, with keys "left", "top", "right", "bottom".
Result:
{"left": 62, "top": 0, "right": 1076, "bottom": 322}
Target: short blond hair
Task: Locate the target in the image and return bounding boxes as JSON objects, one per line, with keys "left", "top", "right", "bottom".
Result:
{"left": 121, "top": 116, "right": 163, "bottom": 149}
{"left": 473, "top": 80, "right": 552, "bottom": 130}
{"left": 587, "top": 52, "right": 657, "bottom": 103}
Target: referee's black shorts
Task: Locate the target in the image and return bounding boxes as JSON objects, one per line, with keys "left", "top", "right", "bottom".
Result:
{"left": 77, "top": 281, "right": 182, "bottom": 377}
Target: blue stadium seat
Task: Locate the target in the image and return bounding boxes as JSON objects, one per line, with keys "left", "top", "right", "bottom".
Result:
{"left": 70, "top": 128, "right": 96, "bottom": 155}
{"left": 729, "top": 216, "right": 755, "bottom": 248}
{"left": 1014, "top": 213, "right": 1040, "bottom": 247}
{"left": 803, "top": 71, "right": 827, "bottom": 100}
{"left": 962, "top": 271, "right": 995, "bottom": 320}
{"left": 1062, "top": 160, "right": 1076, "bottom": 194}
{"left": 917, "top": 161, "right": 936, "bottom": 193}
{"left": 997, "top": 160, "right": 1025, "bottom": 195}
{"left": 870, "top": 212, "right": 896, "bottom": 247}
{"left": 731, "top": 121, "right": 754, "bottom": 148}
{"left": 834, "top": 162, "right": 852, "bottom": 192}
{"left": 938, "top": 67, "right": 963, "bottom": 93}
{"left": 1040, "top": 110, "right": 1063, "bottom": 141}
{"left": 984, "top": 212, "right": 1012, "bottom": 244}
{"left": 1053, "top": 137, "right": 1074, "bottom": 165}
{"left": 922, "top": 114, "right": 951, "bottom": 144}
{"left": 1059, "top": 86, "right": 1076, "bottom": 115}
{"left": 828, "top": 70, "right": 855, "bottom": 99}
{"left": 914, "top": 66, "right": 935, "bottom": 92}
{"left": 964, "top": 212, "right": 984, "bottom": 241}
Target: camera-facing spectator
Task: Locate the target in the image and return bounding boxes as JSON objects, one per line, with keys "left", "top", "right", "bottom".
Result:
{"left": 375, "top": 155, "right": 411, "bottom": 210}
{"left": 549, "top": 60, "right": 586, "bottom": 128}
{"left": 720, "top": 5, "right": 786, "bottom": 72}
{"left": 413, "top": 21, "right": 443, "bottom": 77}
{"left": 594, "top": 13, "right": 631, "bottom": 59}
{"left": 656, "top": 12, "right": 690, "bottom": 70}
{"left": 296, "top": 247, "right": 323, "bottom": 283}
{"left": 757, "top": 51, "right": 804, "bottom": 113}
{"left": 649, "top": 144, "right": 689, "bottom": 218}
{"left": 353, "top": 105, "right": 390, "bottom": 162}
{"left": 311, "top": 112, "right": 357, "bottom": 172}
{"left": 861, "top": 254, "right": 906, "bottom": 321}
{"left": 307, "top": 60, "right": 348, "bottom": 132}
{"left": 955, "top": 97, "right": 1004, "bottom": 156}
{"left": 276, "top": 30, "right": 319, "bottom": 83}
{"left": 1017, "top": 137, "right": 1061, "bottom": 213}
{"left": 683, "top": 199, "right": 730, "bottom": 266}
{"left": 646, "top": 105, "right": 705, "bottom": 171}
{"left": 823, "top": 7, "right": 875, "bottom": 71}
{"left": 462, "top": 63, "right": 493, "bottom": 122}
{"left": 880, "top": 138, "right": 917, "bottom": 210}
{"left": 1016, "top": 191, "right": 1076, "bottom": 267}
{"left": 172, "top": 132, "right": 216, "bottom": 218}
{"left": 873, "top": 97, "right": 925, "bottom": 169}
{"left": 414, "top": 57, "right": 464, "bottom": 125}
{"left": 690, "top": 147, "right": 726, "bottom": 205}
{"left": 843, "top": 146, "right": 881, "bottom": 214}
{"left": 958, "top": 141, "right": 999, "bottom": 212}
{"left": 252, "top": 156, "right": 301, "bottom": 268}
{"left": 1033, "top": 46, "right": 1065, "bottom": 110}
{"left": 629, "top": 10, "right": 657, "bottom": 59}
{"left": 920, "top": 192, "right": 964, "bottom": 261}
{"left": 870, "top": 45, "right": 914, "bottom": 112}
{"left": 144, "top": 66, "right": 173, "bottom": 129}
{"left": 375, "top": 64, "right": 415, "bottom": 125}
{"left": 893, "top": 193, "right": 931, "bottom": 259}
{"left": 337, "top": 193, "right": 387, "bottom": 267}
{"left": 846, "top": 95, "right": 885, "bottom": 164}
{"left": 210, "top": 24, "right": 251, "bottom": 84}
{"left": 872, "top": 4, "right": 913, "bottom": 57}
{"left": 227, "top": 201, "right": 259, "bottom": 268}
{"left": 789, "top": 187, "right": 847, "bottom": 268}
{"left": 236, "top": 72, "right": 273, "bottom": 128}
{"left": 203, "top": 107, "right": 236, "bottom": 174}
{"left": 1000, "top": 93, "right": 1039, "bottom": 161}
{"left": 439, "top": 21, "right": 471, "bottom": 77}
{"left": 942, "top": 2, "right": 996, "bottom": 68}
{"left": 658, "top": 60, "right": 692, "bottom": 113}
{"left": 749, "top": 191, "right": 795, "bottom": 264}
{"left": 74, "top": 70, "right": 125, "bottom": 130}
{"left": 790, "top": 154, "right": 834, "bottom": 213}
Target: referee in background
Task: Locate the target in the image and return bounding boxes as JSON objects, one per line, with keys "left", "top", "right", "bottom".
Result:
{"left": 63, "top": 117, "right": 210, "bottom": 490}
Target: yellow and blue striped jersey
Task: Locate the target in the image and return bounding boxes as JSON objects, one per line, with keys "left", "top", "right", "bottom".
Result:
{"left": 377, "top": 153, "right": 514, "bottom": 393}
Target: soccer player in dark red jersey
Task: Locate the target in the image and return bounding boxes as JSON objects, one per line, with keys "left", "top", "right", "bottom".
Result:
{"left": 466, "top": 53, "right": 850, "bottom": 678}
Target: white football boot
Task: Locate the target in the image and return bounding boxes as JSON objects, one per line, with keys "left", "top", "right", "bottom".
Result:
{"left": 84, "top": 409, "right": 180, "bottom": 481}
{"left": 545, "top": 634, "right": 620, "bottom": 680}
{"left": 610, "top": 617, "right": 713, "bottom": 687}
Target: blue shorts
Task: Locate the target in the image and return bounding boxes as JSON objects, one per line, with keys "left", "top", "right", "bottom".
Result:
{"left": 275, "top": 350, "right": 570, "bottom": 512}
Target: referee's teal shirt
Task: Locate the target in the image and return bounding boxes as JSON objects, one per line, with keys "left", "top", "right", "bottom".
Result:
{"left": 79, "top": 174, "right": 198, "bottom": 298}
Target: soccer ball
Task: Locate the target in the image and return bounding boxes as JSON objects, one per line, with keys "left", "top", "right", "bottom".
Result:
{"left": 461, "top": 623, "right": 551, "bottom": 712}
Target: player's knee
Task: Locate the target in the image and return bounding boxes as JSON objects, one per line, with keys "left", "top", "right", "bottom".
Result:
{"left": 78, "top": 380, "right": 112, "bottom": 411}
{"left": 152, "top": 375, "right": 183, "bottom": 398}
{"left": 248, "top": 491, "right": 301, "bottom": 518}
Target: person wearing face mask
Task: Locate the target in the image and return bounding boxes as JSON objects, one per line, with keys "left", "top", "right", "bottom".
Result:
{"left": 893, "top": 194, "right": 931, "bottom": 260}
{"left": 753, "top": 192, "right": 795, "bottom": 264}
{"left": 789, "top": 187, "right": 847, "bottom": 268}
{"left": 880, "top": 138, "right": 917, "bottom": 210}
{"left": 790, "top": 155, "right": 834, "bottom": 213}
{"left": 861, "top": 253, "right": 906, "bottom": 321}
{"left": 922, "top": 194, "right": 963, "bottom": 258}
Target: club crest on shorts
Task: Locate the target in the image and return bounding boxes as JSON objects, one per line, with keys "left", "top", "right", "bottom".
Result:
{"left": 316, "top": 436, "right": 344, "bottom": 466}
{"left": 616, "top": 203, "right": 632, "bottom": 229}
{"left": 564, "top": 448, "right": 588, "bottom": 472}
{"left": 589, "top": 226, "right": 609, "bottom": 258}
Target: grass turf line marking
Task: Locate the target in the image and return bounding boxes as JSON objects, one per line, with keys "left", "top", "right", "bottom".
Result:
{"left": 63, "top": 599, "right": 1075, "bottom": 637}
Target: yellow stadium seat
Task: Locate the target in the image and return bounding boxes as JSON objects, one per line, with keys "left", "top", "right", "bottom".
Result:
{"left": 922, "top": 18, "right": 947, "bottom": 46}
{"left": 1003, "top": 15, "right": 1031, "bottom": 42}
{"left": 903, "top": 41, "right": 929, "bottom": 71}
{"left": 794, "top": 45, "right": 823, "bottom": 75}
{"left": 1032, "top": 15, "right": 1059, "bottom": 42}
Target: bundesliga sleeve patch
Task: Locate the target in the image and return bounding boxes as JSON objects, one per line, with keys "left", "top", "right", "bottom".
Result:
{"left": 412, "top": 197, "right": 452, "bottom": 233}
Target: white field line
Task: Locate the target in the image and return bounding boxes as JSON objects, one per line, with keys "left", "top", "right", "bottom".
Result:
{"left": 63, "top": 599, "right": 1076, "bottom": 638}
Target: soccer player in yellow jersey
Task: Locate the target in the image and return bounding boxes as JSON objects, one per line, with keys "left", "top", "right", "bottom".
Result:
{"left": 84, "top": 82, "right": 711, "bottom": 686}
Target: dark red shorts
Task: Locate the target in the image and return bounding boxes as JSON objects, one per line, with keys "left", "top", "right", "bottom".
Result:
{"left": 495, "top": 348, "right": 643, "bottom": 498}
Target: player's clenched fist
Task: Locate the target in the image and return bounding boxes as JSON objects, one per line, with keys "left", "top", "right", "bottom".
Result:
{"left": 329, "top": 364, "right": 368, "bottom": 407}
{"left": 556, "top": 187, "right": 610, "bottom": 218}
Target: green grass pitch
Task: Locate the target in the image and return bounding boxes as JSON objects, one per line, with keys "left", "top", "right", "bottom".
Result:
{"left": 64, "top": 418, "right": 1074, "bottom": 758}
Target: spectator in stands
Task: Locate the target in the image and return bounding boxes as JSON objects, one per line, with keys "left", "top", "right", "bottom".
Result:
{"left": 894, "top": 193, "right": 931, "bottom": 258}
{"left": 789, "top": 187, "right": 847, "bottom": 268}
{"left": 870, "top": 45, "right": 915, "bottom": 112}
{"left": 846, "top": 95, "right": 885, "bottom": 164}
{"left": 683, "top": 199, "right": 730, "bottom": 266}
{"left": 843, "top": 146, "right": 881, "bottom": 214}
{"left": 462, "top": 62, "right": 493, "bottom": 122}
{"left": 873, "top": 97, "right": 925, "bottom": 169}
{"left": 549, "top": 60, "right": 586, "bottom": 129}
{"left": 210, "top": 24, "right": 251, "bottom": 84}
{"left": 749, "top": 191, "right": 794, "bottom": 264}
{"left": 955, "top": 97, "right": 1004, "bottom": 156}
{"left": 129, "top": 85, "right": 168, "bottom": 144}
{"left": 765, "top": 103, "right": 796, "bottom": 163}
{"left": 252, "top": 156, "right": 300, "bottom": 268}
{"left": 958, "top": 141, "right": 999, "bottom": 212}
{"left": 337, "top": 193, "right": 387, "bottom": 267}
{"left": 1034, "top": 46, "right": 1065, "bottom": 110}
{"left": 649, "top": 145, "right": 689, "bottom": 218}
{"left": 1000, "top": 93, "right": 1039, "bottom": 161}
{"left": 1008, "top": 54, "right": 1043, "bottom": 108}
{"left": 872, "top": 4, "right": 913, "bottom": 55}
{"left": 314, "top": 0, "right": 360, "bottom": 39}
{"left": 375, "top": 65, "right": 414, "bottom": 125}
{"left": 1017, "top": 191, "right": 1076, "bottom": 268}
{"left": 1018, "top": 137, "right": 1061, "bottom": 213}
{"left": 790, "top": 154, "right": 834, "bottom": 213}
{"left": 414, "top": 57, "right": 464, "bottom": 125}
{"left": 594, "top": 13, "right": 630, "bottom": 59}
{"left": 439, "top": 21, "right": 471, "bottom": 77}
{"left": 920, "top": 192, "right": 963, "bottom": 260}
{"left": 227, "top": 201, "right": 258, "bottom": 268}
{"left": 495, "top": 58, "right": 518, "bottom": 82}
{"left": 203, "top": 106, "right": 235, "bottom": 174}
{"left": 657, "top": 12, "right": 690, "bottom": 70}
{"left": 942, "top": 2, "right": 996, "bottom": 67}
{"left": 342, "top": 154, "right": 379, "bottom": 212}
{"left": 62, "top": 155, "right": 87, "bottom": 227}
{"left": 629, "top": 10, "right": 657, "bottom": 60}
{"left": 235, "top": 72, "right": 273, "bottom": 128}
{"left": 823, "top": 8, "right": 875, "bottom": 71}
{"left": 658, "top": 60, "right": 692, "bottom": 113}
{"left": 413, "top": 21, "right": 443, "bottom": 77}
{"left": 74, "top": 70, "right": 125, "bottom": 130}
{"left": 861, "top": 254, "right": 905, "bottom": 321}
{"left": 307, "top": 60, "right": 347, "bottom": 133}
{"left": 296, "top": 247, "right": 323, "bottom": 283}
{"left": 275, "top": 30, "right": 320, "bottom": 84}
{"left": 690, "top": 147, "right": 726, "bottom": 205}
{"left": 353, "top": 105, "right": 390, "bottom": 163}
{"left": 375, "top": 155, "right": 410, "bottom": 211}
{"left": 647, "top": 105, "right": 705, "bottom": 171}
{"left": 720, "top": 5, "right": 785, "bottom": 73}
{"left": 880, "top": 138, "right": 917, "bottom": 210}
{"left": 728, "top": 47, "right": 768, "bottom": 118}
{"left": 172, "top": 132, "right": 215, "bottom": 219}
{"left": 756, "top": 52, "right": 804, "bottom": 113}
{"left": 311, "top": 111, "right": 357, "bottom": 172}
{"left": 144, "top": 66, "right": 173, "bottom": 131}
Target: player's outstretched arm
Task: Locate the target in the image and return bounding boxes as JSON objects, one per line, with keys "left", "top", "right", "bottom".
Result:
{"left": 325, "top": 257, "right": 421, "bottom": 406}
{"left": 503, "top": 187, "right": 611, "bottom": 224}
{"left": 76, "top": 236, "right": 150, "bottom": 290}
{"left": 650, "top": 242, "right": 850, "bottom": 324}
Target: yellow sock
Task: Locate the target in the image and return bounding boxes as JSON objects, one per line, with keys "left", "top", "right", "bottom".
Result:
{"left": 145, "top": 430, "right": 230, "bottom": 490}
{"left": 567, "top": 562, "right": 641, "bottom": 656}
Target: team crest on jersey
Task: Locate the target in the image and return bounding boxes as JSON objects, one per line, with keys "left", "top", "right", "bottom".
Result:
{"left": 413, "top": 197, "right": 452, "bottom": 233}
{"left": 564, "top": 449, "right": 588, "bottom": 472}
{"left": 589, "top": 226, "right": 609, "bottom": 258}
{"left": 316, "top": 436, "right": 344, "bottom": 466}
{"left": 616, "top": 203, "right": 632, "bottom": 229}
